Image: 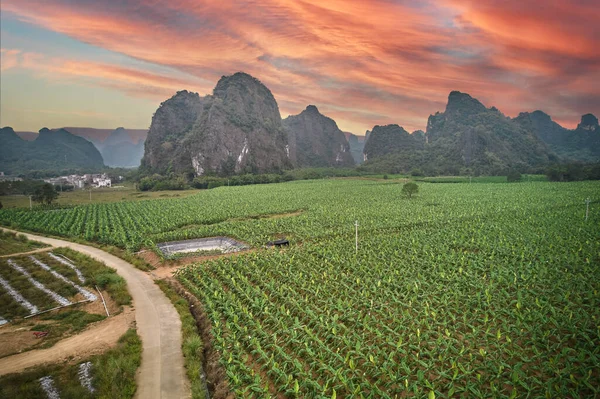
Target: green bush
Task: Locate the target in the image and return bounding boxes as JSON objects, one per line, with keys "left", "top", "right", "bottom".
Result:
{"left": 401, "top": 182, "right": 419, "bottom": 198}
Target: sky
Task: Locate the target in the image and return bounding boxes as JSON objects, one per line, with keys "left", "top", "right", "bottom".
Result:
{"left": 1, "top": 0, "right": 599, "bottom": 135}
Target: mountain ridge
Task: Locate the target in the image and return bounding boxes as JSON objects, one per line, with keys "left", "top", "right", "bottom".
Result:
{"left": 1, "top": 127, "right": 104, "bottom": 174}
{"left": 141, "top": 73, "right": 291, "bottom": 176}
{"left": 283, "top": 105, "right": 354, "bottom": 167}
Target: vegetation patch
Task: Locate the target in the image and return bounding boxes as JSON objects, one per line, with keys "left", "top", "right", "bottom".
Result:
{"left": 0, "top": 230, "right": 49, "bottom": 256}
{"left": 415, "top": 174, "right": 547, "bottom": 183}
{"left": 0, "top": 328, "right": 142, "bottom": 399}
{"left": 1, "top": 179, "right": 599, "bottom": 396}
{"left": 0, "top": 248, "right": 130, "bottom": 356}
{"left": 51, "top": 248, "right": 131, "bottom": 307}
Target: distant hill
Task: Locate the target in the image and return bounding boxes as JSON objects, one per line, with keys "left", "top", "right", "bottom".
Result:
{"left": 16, "top": 127, "right": 148, "bottom": 168}
{"left": 60, "top": 127, "right": 147, "bottom": 146}
{"left": 514, "top": 111, "right": 599, "bottom": 162}
{"left": 362, "top": 91, "right": 556, "bottom": 175}
{"left": 1, "top": 127, "right": 104, "bottom": 174}
{"left": 98, "top": 128, "right": 146, "bottom": 168}
{"left": 14, "top": 131, "right": 38, "bottom": 141}
{"left": 141, "top": 73, "right": 292, "bottom": 176}
{"left": 283, "top": 105, "right": 354, "bottom": 167}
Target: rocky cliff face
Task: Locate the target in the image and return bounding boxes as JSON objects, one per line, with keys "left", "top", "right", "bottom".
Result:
{"left": 142, "top": 73, "right": 291, "bottom": 176}
{"left": 515, "top": 111, "right": 600, "bottom": 162}
{"left": 141, "top": 90, "right": 204, "bottom": 174}
{"left": 283, "top": 106, "right": 354, "bottom": 167}
{"left": 363, "top": 124, "right": 425, "bottom": 162}
{"left": 423, "top": 91, "right": 553, "bottom": 173}
{"left": 344, "top": 132, "right": 366, "bottom": 164}
{"left": 362, "top": 91, "right": 555, "bottom": 175}
{"left": 578, "top": 114, "right": 599, "bottom": 131}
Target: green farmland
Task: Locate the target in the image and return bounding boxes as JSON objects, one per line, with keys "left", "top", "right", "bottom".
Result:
{"left": 1, "top": 180, "right": 599, "bottom": 398}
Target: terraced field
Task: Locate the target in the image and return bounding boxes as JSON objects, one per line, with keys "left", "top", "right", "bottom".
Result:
{"left": 0, "top": 247, "right": 130, "bottom": 360}
{"left": 1, "top": 179, "right": 599, "bottom": 397}
{"left": 0, "top": 251, "right": 98, "bottom": 321}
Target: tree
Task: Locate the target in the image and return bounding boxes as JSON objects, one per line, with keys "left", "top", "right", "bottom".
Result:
{"left": 402, "top": 182, "right": 419, "bottom": 198}
{"left": 32, "top": 183, "right": 59, "bottom": 205}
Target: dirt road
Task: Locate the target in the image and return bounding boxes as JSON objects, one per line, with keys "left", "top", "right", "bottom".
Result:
{"left": 0, "top": 228, "right": 190, "bottom": 399}
{"left": 0, "top": 307, "right": 134, "bottom": 375}
{"left": 0, "top": 247, "right": 52, "bottom": 258}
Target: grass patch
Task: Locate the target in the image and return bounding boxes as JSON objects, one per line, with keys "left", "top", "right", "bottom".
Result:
{"left": 35, "top": 311, "right": 105, "bottom": 350}
{"left": 0, "top": 230, "right": 48, "bottom": 256}
{"left": 101, "top": 245, "right": 153, "bottom": 271}
{"left": 415, "top": 174, "right": 548, "bottom": 183}
{"left": 52, "top": 248, "right": 132, "bottom": 306}
{"left": 156, "top": 280, "right": 207, "bottom": 399}
{"left": 93, "top": 328, "right": 142, "bottom": 398}
{"left": 0, "top": 185, "right": 199, "bottom": 209}
{"left": 0, "top": 328, "right": 142, "bottom": 399}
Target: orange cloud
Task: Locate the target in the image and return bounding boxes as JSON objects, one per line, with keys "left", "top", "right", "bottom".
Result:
{"left": 1, "top": 48, "right": 22, "bottom": 71}
{"left": 2, "top": 0, "right": 598, "bottom": 132}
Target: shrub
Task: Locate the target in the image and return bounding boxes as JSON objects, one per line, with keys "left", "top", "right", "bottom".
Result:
{"left": 401, "top": 182, "right": 419, "bottom": 198}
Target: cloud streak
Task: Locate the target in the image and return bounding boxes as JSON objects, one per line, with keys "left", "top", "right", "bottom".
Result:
{"left": 2, "top": 0, "right": 598, "bottom": 132}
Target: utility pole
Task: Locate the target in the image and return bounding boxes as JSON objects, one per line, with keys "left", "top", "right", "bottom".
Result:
{"left": 585, "top": 198, "right": 591, "bottom": 221}
{"left": 89, "top": 188, "right": 92, "bottom": 201}
{"left": 354, "top": 220, "right": 359, "bottom": 253}
{"left": 29, "top": 195, "right": 32, "bottom": 210}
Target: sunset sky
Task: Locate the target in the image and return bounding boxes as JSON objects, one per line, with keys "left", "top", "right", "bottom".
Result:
{"left": 1, "top": 0, "right": 598, "bottom": 135}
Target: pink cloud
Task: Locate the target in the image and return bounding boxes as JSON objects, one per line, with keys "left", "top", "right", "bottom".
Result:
{"left": 1, "top": 48, "right": 22, "bottom": 71}
{"left": 2, "top": 0, "right": 598, "bottom": 132}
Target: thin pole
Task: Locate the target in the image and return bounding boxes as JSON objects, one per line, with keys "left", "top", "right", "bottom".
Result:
{"left": 29, "top": 195, "right": 32, "bottom": 210}
{"left": 89, "top": 188, "right": 92, "bottom": 201}
{"left": 95, "top": 285, "right": 110, "bottom": 317}
{"left": 585, "top": 198, "right": 590, "bottom": 221}
{"left": 355, "top": 220, "right": 359, "bottom": 253}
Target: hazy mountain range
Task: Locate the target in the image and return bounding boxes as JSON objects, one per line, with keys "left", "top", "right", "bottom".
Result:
{"left": 14, "top": 127, "right": 148, "bottom": 169}
{"left": 1, "top": 127, "right": 104, "bottom": 174}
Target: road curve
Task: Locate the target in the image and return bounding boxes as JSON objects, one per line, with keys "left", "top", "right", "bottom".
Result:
{"left": 0, "top": 228, "right": 190, "bottom": 399}
{"left": 0, "top": 307, "right": 134, "bottom": 376}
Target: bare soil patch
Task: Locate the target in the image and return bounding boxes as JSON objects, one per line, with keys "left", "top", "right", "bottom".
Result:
{"left": 82, "top": 289, "right": 119, "bottom": 315}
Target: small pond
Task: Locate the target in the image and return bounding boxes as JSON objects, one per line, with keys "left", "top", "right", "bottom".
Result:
{"left": 157, "top": 237, "right": 248, "bottom": 256}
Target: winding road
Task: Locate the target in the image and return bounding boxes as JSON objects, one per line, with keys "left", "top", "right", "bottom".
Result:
{"left": 0, "top": 228, "right": 190, "bottom": 399}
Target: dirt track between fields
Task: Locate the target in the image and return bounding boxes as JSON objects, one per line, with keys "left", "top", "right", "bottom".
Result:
{"left": 0, "top": 228, "right": 190, "bottom": 399}
{"left": 0, "top": 307, "right": 134, "bottom": 375}
{"left": 0, "top": 247, "right": 52, "bottom": 258}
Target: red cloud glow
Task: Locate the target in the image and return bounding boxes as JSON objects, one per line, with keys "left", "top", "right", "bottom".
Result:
{"left": 2, "top": 0, "right": 598, "bottom": 132}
